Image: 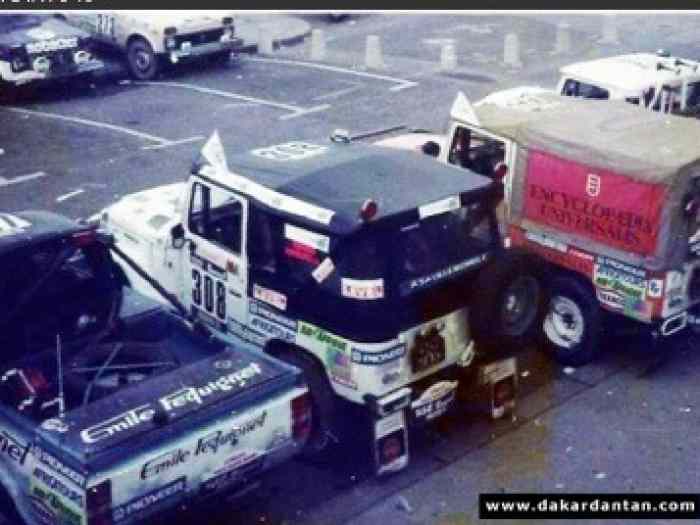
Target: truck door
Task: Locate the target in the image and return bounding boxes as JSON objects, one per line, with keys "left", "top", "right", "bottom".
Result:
{"left": 184, "top": 180, "right": 248, "bottom": 333}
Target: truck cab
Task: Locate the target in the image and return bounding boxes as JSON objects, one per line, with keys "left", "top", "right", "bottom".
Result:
{"left": 100, "top": 137, "right": 544, "bottom": 476}
{"left": 0, "top": 14, "right": 103, "bottom": 88}
{"left": 556, "top": 52, "right": 700, "bottom": 116}
{"left": 0, "top": 211, "right": 310, "bottom": 525}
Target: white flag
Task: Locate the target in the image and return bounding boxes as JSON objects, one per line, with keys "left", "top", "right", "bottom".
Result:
{"left": 450, "top": 91, "right": 481, "bottom": 127}
{"left": 201, "top": 130, "right": 228, "bottom": 172}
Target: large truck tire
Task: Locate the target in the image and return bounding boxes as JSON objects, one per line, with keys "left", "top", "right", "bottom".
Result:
{"left": 542, "top": 276, "right": 602, "bottom": 366}
{"left": 268, "top": 343, "right": 337, "bottom": 458}
{"left": 126, "top": 37, "right": 160, "bottom": 80}
{"left": 469, "top": 250, "right": 547, "bottom": 355}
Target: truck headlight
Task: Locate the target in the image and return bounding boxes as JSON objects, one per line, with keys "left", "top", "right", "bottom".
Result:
{"left": 32, "top": 56, "right": 51, "bottom": 74}
{"left": 165, "top": 36, "right": 177, "bottom": 50}
{"left": 73, "top": 50, "right": 91, "bottom": 65}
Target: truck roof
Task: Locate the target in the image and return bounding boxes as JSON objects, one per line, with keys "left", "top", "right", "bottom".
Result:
{"left": 559, "top": 53, "right": 700, "bottom": 95}
{"left": 0, "top": 211, "right": 86, "bottom": 256}
{"left": 198, "top": 141, "right": 494, "bottom": 234}
{"left": 455, "top": 90, "right": 700, "bottom": 184}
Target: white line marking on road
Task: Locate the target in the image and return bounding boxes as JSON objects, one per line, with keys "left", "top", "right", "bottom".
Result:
{"left": 223, "top": 102, "right": 260, "bottom": 109}
{"left": 4, "top": 107, "right": 171, "bottom": 146}
{"left": 141, "top": 136, "right": 205, "bottom": 150}
{"left": 313, "top": 83, "right": 363, "bottom": 101}
{"left": 135, "top": 81, "right": 328, "bottom": 120}
{"left": 56, "top": 189, "right": 85, "bottom": 202}
{"left": 278, "top": 104, "right": 331, "bottom": 121}
{"left": 248, "top": 57, "right": 419, "bottom": 92}
{"left": 0, "top": 171, "right": 47, "bottom": 187}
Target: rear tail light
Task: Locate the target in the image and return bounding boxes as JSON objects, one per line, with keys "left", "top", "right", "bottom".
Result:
{"left": 87, "top": 479, "right": 113, "bottom": 525}
{"left": 291, "top": 391, "right": 312, "bottom": 442}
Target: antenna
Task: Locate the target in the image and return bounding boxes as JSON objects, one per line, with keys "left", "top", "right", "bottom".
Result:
{"left": 56, "top": 334, "right": 65, "bottom": 419}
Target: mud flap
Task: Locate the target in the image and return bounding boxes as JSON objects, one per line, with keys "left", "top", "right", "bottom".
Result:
{"left": 479, "top": 357, "right": 518, "bottom": 419}
{"left": 372, "top": 410, "right": 409, "bottom": 476}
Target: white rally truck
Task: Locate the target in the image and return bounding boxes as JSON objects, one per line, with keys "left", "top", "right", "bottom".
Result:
{"left": 0, "top": 211, "right": 311, "bottom": 525}
{"left": 378, "top": 90, "right": 700, "bottom": 366}
{"left": 98, "top": 134, "right": 544, "bottom": 476}
{"left": 62, "top": 12, "right": 243, "bottom": 80}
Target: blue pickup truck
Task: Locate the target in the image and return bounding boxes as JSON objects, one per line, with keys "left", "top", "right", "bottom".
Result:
{"left": 0, "top": 211, "right": 310, "bottom": 525}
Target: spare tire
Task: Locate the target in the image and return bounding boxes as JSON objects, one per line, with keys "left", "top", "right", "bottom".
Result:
{"left": 66, "top": 342, "right": 179, "bottom": 403}
{"left": 469, "top": 250, "right": 547, "bottom": 354}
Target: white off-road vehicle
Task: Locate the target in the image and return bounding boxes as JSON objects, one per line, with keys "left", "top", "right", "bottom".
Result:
{"left": 97, "top": 133, "right": 543, "bottom": 476}
{"left": 557, "top": 51, "right": 700, "bottom": 115}
{"left": 63, "top": 12, "right": 243, "bottom": 80}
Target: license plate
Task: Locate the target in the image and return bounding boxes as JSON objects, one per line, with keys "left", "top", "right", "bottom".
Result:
{"left": 410, "top": 331, "right": 445, "bottom": 373}
{"left": 410, "top": 380, "right": 458, "bottom": 423}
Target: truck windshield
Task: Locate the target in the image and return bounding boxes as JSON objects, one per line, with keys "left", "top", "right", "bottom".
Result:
{"left": 334, "top": 202, "right": 494, "bottom": 298}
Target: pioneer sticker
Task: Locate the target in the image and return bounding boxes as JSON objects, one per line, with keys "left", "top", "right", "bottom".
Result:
{"left": 112, "top": 477, "right": 186, "bottom": 523}
{"left": 351, "top": 345, "right": 406, "bottom": 366}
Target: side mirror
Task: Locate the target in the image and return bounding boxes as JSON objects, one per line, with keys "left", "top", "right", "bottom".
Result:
{"left": 171, "top": 224, "right": 185, "bottom": 249}
{"left": 422, "top": 141, "right": 440, "bottom": 157}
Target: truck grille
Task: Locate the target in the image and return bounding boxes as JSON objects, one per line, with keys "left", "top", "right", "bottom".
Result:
{"left": 175, "top": 28, "right": 224, "bottom": 47}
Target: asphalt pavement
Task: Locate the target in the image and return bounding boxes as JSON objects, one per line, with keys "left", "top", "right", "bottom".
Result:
{"left": 2, "top": 12, "right": 700, "bottom": 525}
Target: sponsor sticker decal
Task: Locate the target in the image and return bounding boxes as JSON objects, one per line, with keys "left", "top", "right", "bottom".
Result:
{"left": 299, "top": 322, "right": 356, "bottom": 389}
{"left": 34, "top": 448, "right": 86, "bottom": 488}
{"left": 341, "top": 278, "right": 385, "bottom": 300}
{"left": 418, "top": 195, "right": 460, "bottom": 220}
{"left": 141, "top": 449, "right": 190, "bottom": 480}
{"left": 0, "top": 430, "right": 30, "bottom": 466}
{"left": 284, "top": 224, "right": 330, "bottom": 252}
{"left": 251, "top": 142, "right": 327, "bottom": 162}
{"left": 593, "top": 256, "right": 647, "bottom": 301}
{"left": 253, "top": 284, "right": 287, "bottom": 311}
{"left": 351, "top": 345, "right": 406, "bottom": 365}
{"left": 402, "top": 254, "right": 487, "bottom": 295}
{"left": 112, "top": 477, "right": 186, "bottom": 523}
{"left": 312, "top": 257, "right": 335, "bottom": 284}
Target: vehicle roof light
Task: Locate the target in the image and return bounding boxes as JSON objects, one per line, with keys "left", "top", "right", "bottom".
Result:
{"left": 222, "top": 16, "right": 233, "bottom": 25}
{"left": 359, "top": 199, "right": 378, "bottom": 222}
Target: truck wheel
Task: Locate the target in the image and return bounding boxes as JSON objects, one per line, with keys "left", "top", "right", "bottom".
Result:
{"left": 542, "top": 276, "right": 601, "bottom": 366}
{"left": 126, "top": 38, "right": 159, "bottom": 80}
{"left": 470, "top": 251, "right": 547, "bottom": 354}
{"left": 269, "top": 345, "right": 337, "bottom": 458}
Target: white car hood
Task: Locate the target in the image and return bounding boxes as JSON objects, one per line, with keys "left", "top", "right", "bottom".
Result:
{"left": 135, "top": 12, "right": 229, "bottom": 34}
{"left": 104, "top": 182, "right": 186, "bottom": 240}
